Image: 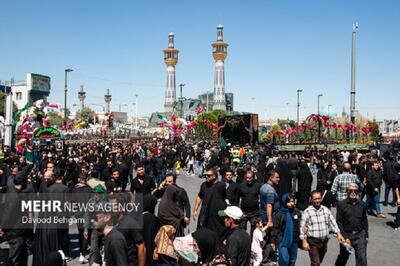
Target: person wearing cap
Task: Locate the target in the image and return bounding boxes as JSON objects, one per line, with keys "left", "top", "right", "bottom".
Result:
{"left": 335, "top": 183, "right": 368, "bottom": 266}
{"left": 218, "top": 206, "right": 251, "bottom": 266}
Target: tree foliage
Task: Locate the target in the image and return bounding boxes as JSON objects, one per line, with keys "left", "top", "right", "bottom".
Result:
{"left": 194, "top": 109, "right": 227, "bottom": 140}
{"left": 47, "top": 112, "right": 64, "bottom": 128}
{"left": 76, "top": 107, "right": 98, "bottom": 124}
{"left": 277, "top": 119, "right": 296, "bottom": 128}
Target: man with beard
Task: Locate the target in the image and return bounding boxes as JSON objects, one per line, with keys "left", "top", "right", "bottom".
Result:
{"left": 238, "top": 169, "right": 261, "bottom": 236}
{"left": 193, "top": 168, "right": 219, "bottom": 229}
{"left": 111, "top": 193, "right": 146, "bottom": 266}
{"left": 102, "top": 159, "right": 114, "bottom": 181}
{"left": 153, "top": 173, "right": 191, "bottom": 228}
{"left": 218, "top": 206, "right": 251, "bottom": 266}
{"left": 131, "top": 163, "right": 155, "bottom": 195}
{"left": 92, "top": 201, "right": 129, "bottom": 266}
{"left": 106, "top": 169, "right": 124, "bottom": 194}
{"left": 33, "top": 170, "right": 66, "bottom": 266}
{"left": 335, "top": 183, "right": 368, "bottom": 266}
{"left": 225, "top": 168, "right": 239, "bottom": 206}
{"left": 365, "top": 161, "right": 385, "bottom": 218}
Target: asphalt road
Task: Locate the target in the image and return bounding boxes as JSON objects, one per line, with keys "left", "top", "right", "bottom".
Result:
{"left": 59, "top": 170, "right": 400, "bottom": 265}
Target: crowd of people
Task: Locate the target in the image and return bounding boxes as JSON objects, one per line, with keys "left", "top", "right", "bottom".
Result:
{"left": 0, "top": 138, "right": 399, "bottom": 266}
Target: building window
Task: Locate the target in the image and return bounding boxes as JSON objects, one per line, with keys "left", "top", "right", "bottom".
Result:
{"left": 16, "top": 92, "right": 22, "bottom": 100}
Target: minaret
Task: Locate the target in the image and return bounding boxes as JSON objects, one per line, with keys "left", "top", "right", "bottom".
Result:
{"left": 163, "top": 32, "right": 179, "bottom": 113}
{"left": 212, "top": 24, "right": 228, "bottom": 111}
{"left": 104, "top": 89, "right": 112, "bottom": 113}
{"left": 78, "top": 85, "right": 86, "bottom": 110}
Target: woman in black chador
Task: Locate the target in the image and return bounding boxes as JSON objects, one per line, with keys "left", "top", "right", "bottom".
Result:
{"left": 295, "top": 160, "right": 313, "bottom": 211}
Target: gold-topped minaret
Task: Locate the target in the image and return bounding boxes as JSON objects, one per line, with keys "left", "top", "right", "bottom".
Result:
{"left": 212, "top": 25, "right": 228, "bottom": 111}
{"left": 164, "top": 32, "right": 179, "bottom": 112}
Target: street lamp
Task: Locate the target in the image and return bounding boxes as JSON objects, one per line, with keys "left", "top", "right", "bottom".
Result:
{"left": 297, "top": 89, "right": 303, "bottom": 125}
{"left": 317, "top": 94, "right": 323, "bottom": 115}
{"left": 179, "top": 84, "right": 185, "bottom": 118}
{"left": 286, "top": 102, "right": 289, "bottom": 120}
{"left": 317, "top": 94, "right": 323, "bottom": 143}
{"left": 135, "top": 94, "right": 139, "bottom": 129}
{"left": 64, "top": 68, "right": 73, "bottom": 126}
{"left": 119, "top": 103, "right": 128, "bottom": 112}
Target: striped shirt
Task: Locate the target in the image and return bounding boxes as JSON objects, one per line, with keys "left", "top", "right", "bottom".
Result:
{"left": 300, "top": 205, "right": 340, "bottom": 240}
{"left": 331, "top": 172, "right": 360, "bottom": 201}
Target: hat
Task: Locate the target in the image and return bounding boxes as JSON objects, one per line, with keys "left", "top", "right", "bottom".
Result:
{"left": 218, "top": 206, "right": 243, "bottom": 220}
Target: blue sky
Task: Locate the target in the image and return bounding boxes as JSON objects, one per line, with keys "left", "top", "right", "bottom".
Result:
{"left": 0, "top": 0, "right": 399, "bottom": 120}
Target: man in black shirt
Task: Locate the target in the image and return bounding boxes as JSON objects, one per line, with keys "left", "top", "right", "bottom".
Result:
{"left": 238, "top": 169, "right": 261, "bottom": 234}
{"left": 335, "top": 183, "right": 368, "bottom": 266}
{"left": 365, "top": 161, "right": 385, "bottom": 218}
{"left": 112, "top": 194, "right": 146, "bottom": 266}
{"left": 153, "top": 173, "right": 191, "bottom": 226}
{"left": 218, "top": 206, "right": 251, "bottom": 266}
{"left": 193, "top": 168, "right": 219, "bottom": 229}
{"left": 106, "top": 169, "right": 124, "bottom": 194}
{"left": 92, "top": 202, "right": 128, "bottom": 266}
{"left": 130, "top": 163, "right": 155, "bottom": 195}
{"left": 225, "top": 168, "right": 239, "bottom": 206}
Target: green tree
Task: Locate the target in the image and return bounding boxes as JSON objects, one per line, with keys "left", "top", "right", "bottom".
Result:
{"left": 211, "top": 109, "right": 228, "bottom": 119}
{"left": 76, "top": 107, "right": 98, "bottom": 124}
{"left": 194, "top": 112, "right": 217, "bottom": 140}
{"left": 277, "top": 119, "right": 296, "bottom": 128}
{"left": 47, "top": 112, "right": 64, "bottom": 128}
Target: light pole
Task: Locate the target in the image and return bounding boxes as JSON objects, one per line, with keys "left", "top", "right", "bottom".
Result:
{"left": 179, "top": 84, "right": 185, "bottom": 118}
{"left": 118, "top": 103, "right": 128, "bottom": 112}
{"left": 286, "top": 102, "right": 289, "bottom": 120}
{"left": 317, "top": 94, "right": 323, "bottom": 143}
{"left": 328, "top": 104, "right": 332, "bottom": 117}
{"left": 64, "top": 68, "right": 73, "bottom": 126}
{"left": 134, "top": 94, "right": 138, "bottom": 129}
{"left": 206, "top": 90, "right": 209, "bottom": 112}
{"left": 251, "top": 97, "right": 255, "bottom": 114}
{"left": 297, "top": 89, "right": 302, "bottom": 125}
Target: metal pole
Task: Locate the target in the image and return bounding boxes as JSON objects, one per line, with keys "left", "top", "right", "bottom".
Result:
{"left": 350, "top": 23, "right": 358, "bottom": 143}
{"left": 4, "top": 80, "right": 13, "bottom": 147}
{"left": 135, "top": 94, "right": 138, "bottom": 129}
{"left": 286, "top": 102, "right": 289, "bottom": 120}
{"left": 318, "top": 94, "right": 323, "bottom": 143}
{"left": 179, "top": 84, "right": 185, "bottom": 118}
{"left": 206, "top": 90, "right": 209, "bottom": 112}
{"left": 297, "top": 89, "right": 302, "bottom": 125}
{"left": 350, "top": 23, "right": 357, "bottom": 125}
{"left": 64, "top": 70, "right": 67, "bottom": 126}
{"left": 64, "top": 69, "right": 73, "bottom": 126}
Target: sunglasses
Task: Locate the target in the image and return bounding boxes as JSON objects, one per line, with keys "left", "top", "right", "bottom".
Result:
{"left": 204, "top": 174, "right": 214, "bottom": 177}
{"left": 348, "top": 189, "right": 358, "bottom": 192}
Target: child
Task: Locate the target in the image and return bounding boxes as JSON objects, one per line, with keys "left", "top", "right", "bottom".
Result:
{"left": 251, "top": 218, "right": 268, "bottom": 266}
